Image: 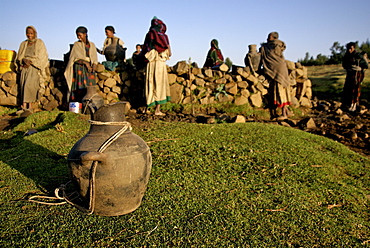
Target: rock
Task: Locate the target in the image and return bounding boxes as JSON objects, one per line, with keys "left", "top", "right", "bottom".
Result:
{"left": 4, "top": 80, "right": 16, "bottom": 87}
{"left": 194, "top": 78, "right": 205, "bottom": 87}
{"left": 44, "top": 99, "right": 59, "bottom": 111}
{"left": 95, "top": 63, "right": 106, "bottom": 73}
{"left": 170, "top": 83, "right": 184, "bottom": 104}
{"left": 104, "top": 78, "right": 117, "bottom": 88}
{"left": 217, "top": 93, "right": 234, "bottom": 103}
{"left": 106, "top": 92, "right": 118, "bottom": 101}
{"left": 341, "top": 114, "right": 351, "bottom": 120}
{"left": 255, "top": 82, "right": 268, "bottom": 95}
{"left": 225, "top": 82, "right": 238, "bottom": 95}
{"left": 240, "top": 89, "right": 250, "bottom": 98}
{"left": 173, "top": 61, "right": 189, "bottom": 75}
{"left": 298, "top": 118, "right": 316, "bottom": 130}
{"left": 335, "top": 108, "right": 343, "bottom": 115}
{"left": 215, "top": 78, "right": 227, "bottom": 85}
{"left": 300, "top": 97, "right": 312, "bottom": 108}
{"left": 237, "top": 81, "right": 248, "bottom": 89}
{"left": 1, "top": 71, "right": 16, "bottom": 81}
{"left": 246, "top": 74, "right": 259, "bottom": 85}
{"left": 286, "top": 60, "right": 296, "bottom": 70}
{"left": 249, "top": 92, "right": 263, "bottom": 107}
{"left": 234, "top": 95, "right": 249, "bottom": 106}
{"left": 112, "top": 85, "right": 121, "bottom": 94}
{"left": 203, "top": 68, "right": 213, "bottom": 78}
{"left": 236, "top": 67, "right": 250, "bottom": 79}
{"left": 168, "top": 73, "right": 177, "bottom": 84}
{"left": 233, "top": 115, "right": 246, "bottom": 123}
{"left": 97, "top": 72, "right": 111, "bottom": 80}
{"left": 219, "top": 63, "right": 229, "bottom": 72}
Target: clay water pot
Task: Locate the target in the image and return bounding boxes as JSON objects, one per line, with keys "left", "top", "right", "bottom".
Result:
{"left": 104, "top": 38, "right": 126, "bottom": 62}
{"left": 81, "top": 85, "right": 104, "bottom": 114}
{"left": 67, "top": 102, "right": 152, "bottom": 216}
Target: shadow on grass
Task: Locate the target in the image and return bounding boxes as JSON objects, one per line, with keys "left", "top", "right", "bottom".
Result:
{"left": 0, "top": 115, "right": 70, "bottom": 195}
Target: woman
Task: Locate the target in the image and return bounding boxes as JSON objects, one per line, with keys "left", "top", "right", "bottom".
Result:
{"left": 342, "top": 43, "right": 369, "bottom": 111}
{"left": 260, "top": 32, "right": 291, "bottom": 120}
{"left": 64, "top": 26, "right": 98, "bottom": 102}
{"left": 16, "top": 26, "right": 49, "bottom": 113}
{"left": 142, "top": 17, "right": 171, "bottom": 115}
{"left": 203, "top": 39, "right": 224, "bottom": 68}
{"left": 98, "top": 26, "right": 125, "bottom": 63}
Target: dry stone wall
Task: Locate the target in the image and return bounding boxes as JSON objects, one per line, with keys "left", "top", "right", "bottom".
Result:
{"left": 0, "top": 59, "right": 312, "bottom": 111}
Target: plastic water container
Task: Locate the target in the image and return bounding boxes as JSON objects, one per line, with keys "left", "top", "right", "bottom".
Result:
{"left": 69, "top": 102, "right": 82, "bottom": 113}
{"left": 0, "top": 50, "right": 16, "bottom": 74}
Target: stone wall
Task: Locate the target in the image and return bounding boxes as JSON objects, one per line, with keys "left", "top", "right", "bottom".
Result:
{"left": 167, "top": 60, "right": 312, "bottom": 108}
{"left": 0, "top": 59, "right": 312, "bottom": 111}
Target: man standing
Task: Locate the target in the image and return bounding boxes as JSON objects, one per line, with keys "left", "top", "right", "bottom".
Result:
{"left": 342, "top": 42, "right": 368, "bottom": 111}
{"left": 260, "top": 32, "right": 291, "bottom": 120}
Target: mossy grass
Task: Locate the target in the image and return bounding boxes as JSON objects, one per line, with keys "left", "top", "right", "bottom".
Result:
{"left": 1, "top": 111, "right": 369, "bottom": 246}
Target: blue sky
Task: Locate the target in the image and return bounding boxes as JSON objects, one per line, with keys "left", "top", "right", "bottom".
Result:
{"left": 1, "top": 0, "right": 369, "bottom": 66}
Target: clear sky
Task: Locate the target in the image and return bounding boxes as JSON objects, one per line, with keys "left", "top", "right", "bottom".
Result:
{"left": 1, "top": 0, "right": 369, "bottom": 66}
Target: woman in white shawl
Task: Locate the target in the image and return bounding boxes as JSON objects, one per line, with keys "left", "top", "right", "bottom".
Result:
{"left": 16, "top": 26, "right": 49, "bottom": 113}
{"left": 64, "top": 26, "right": 98, "bottom": 102}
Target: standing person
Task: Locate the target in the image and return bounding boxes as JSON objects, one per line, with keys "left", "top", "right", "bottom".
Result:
{"left": 203, "top": 39, "right": 224, "bottom": 68}
{"left": 64, "top": 26, "right": 98, "bottom": 102}
{"left": 132, "top": 44, "right": 142, "bottom": 69}
{"left": 260, "top": 32, "right": 291, "bottom": 120}
{"left": 342, "top": 42, "right": 369, "bottom": 111}
{"left": 98, "top": 25, "right": 126, "bottom": 63}
{"left": 142, "top": 17, "right": 171, "bottom": 116}
{"left": 15, "top": 26, "right": 49, "bottom": 113}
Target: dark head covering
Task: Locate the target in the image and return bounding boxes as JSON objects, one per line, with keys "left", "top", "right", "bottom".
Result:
{"left": 76, "top": 26, "right": 88, "bottom": 34}
{"left": 269, "top": 32, "right": 279, "bottom": 39}
{"left": 142, "top": 17, "right": 170, "bottom": 54}
{"left": 105, "top": 26, "right": 115, "bottom": 34}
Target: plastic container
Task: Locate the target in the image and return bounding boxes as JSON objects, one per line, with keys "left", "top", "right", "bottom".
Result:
{"left": 69, "top": 102, "right": 82, "bottom": 113}
{"left": 0, "top": 50, "right": 16, "bottom": 74}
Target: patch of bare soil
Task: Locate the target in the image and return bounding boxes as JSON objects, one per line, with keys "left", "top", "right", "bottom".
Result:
{"left": 1, "top": 102, "right": 369, "bottom": 158}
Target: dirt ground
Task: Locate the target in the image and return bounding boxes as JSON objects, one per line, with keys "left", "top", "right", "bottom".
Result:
{"left": 1, "top": 104, "right": 369, "bottom": 158}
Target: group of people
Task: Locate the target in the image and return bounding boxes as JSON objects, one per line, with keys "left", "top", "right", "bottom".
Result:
{"left": 15, "top": 17, "right": 172, "bottom": 115}
{"left": 205, "top": 34, "right": 369, "bottom": 119}
{"left": 13, "top": 20, "right": 368, "bottom": 118}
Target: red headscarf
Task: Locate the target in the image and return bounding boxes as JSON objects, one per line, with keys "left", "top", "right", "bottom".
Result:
{"left": 142, "top": 18, "right": 170, "bottom": 54}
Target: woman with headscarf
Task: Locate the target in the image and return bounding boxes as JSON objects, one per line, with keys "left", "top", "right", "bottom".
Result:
{"left": 260, "top": 32, "right": 291, "bottom": 120}
{"left": 64, "top": 26, "right": 98, "bottom": 102}
{"left": 142, "top": 17, "right": 171, "bottom": 115}
{"left": 16, "top": 26, "right": 49, "bottom": 113}
{"left": 203, "top": 39, "right": 224, "bottom": 68}
{"left": 98, "top": 25, "right": 126, "bottom": 63}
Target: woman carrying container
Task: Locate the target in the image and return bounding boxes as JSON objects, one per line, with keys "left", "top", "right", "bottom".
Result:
{"left": 64, "top": 26, "right": 98, "bottom": 102}
{"left": 16, "top": 26, "right": 49, "bottom": 113}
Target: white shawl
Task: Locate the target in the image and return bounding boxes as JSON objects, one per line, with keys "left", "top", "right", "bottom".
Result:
{"left": 64, "top": 40, "right": 98, "bottom": 93}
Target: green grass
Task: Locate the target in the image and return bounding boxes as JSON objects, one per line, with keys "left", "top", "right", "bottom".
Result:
{"left": 1, "top": 111, "right": 369, "bottom": 247}
{"left": 308, "top": 64, "right": 370, "bottom": 101}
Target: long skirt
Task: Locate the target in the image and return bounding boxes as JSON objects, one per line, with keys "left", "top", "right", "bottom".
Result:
{"left": 70, "top": 62, "right": 96, "bottom": 102}
{"left": 342, "top": 70, "right": 364, "bottom": 106}
{"left": 145, "top": 58, "right": 171, "bottom": 107}
{"left": 268, "top": 79, "right": 291, "bottom": 108}
{"left": 20, "top": 66, "right": 40, "bottom": 103}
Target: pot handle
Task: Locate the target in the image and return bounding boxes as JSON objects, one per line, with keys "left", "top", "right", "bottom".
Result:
{"left": 80, "top": 152, "right": 108, "bottom": 167}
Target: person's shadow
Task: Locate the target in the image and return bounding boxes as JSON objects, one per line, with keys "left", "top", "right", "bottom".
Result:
{"left": 1, "top": 113, "right": 71, "bottom": 198}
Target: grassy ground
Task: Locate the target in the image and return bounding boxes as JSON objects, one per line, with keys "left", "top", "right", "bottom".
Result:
{"left": 1, "top": 111, "right": 369, "bottom": 247}
{"left": 307, "top": 64, "right": 370, "bottom": 101}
